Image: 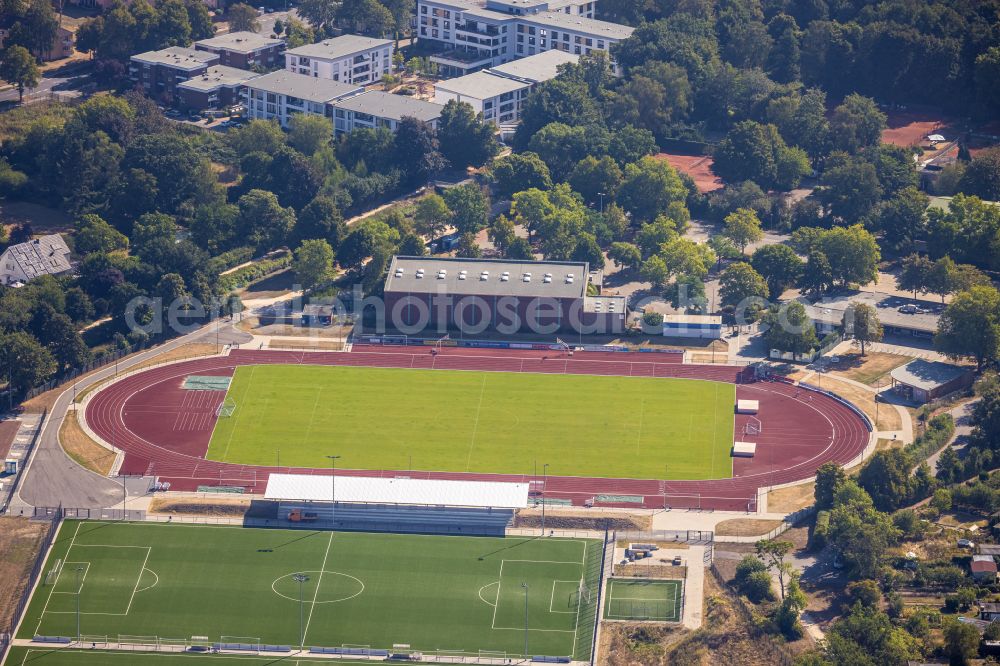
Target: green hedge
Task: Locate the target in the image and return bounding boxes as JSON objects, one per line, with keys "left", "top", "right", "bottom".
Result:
{"left": 811, "top": 510, "right": 830, "bottom": 549}
{"left": 904, "top": 414, "right": 955, "bottom": 465}
{"left": 217, "top": 254, "right": 291, "bottom": 292}
{"left": 207, "top": 246, "right": 254, "bottom": 275}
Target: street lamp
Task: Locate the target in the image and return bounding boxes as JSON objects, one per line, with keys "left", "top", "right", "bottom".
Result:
{"left": 541, "top": 463, "right": 548, "bottom": 536}
{"left": 325, "top": 455, "right": 340, "bottom": 527}
{"left": 75, "top": 566, "right": 84, "bottom": 641}
{"left": 521, "top": 582, "right": 529, "bottom": 658}
{"left": 292, "top": 573, "right": 309, "bottom": 650}
{"left": 597, "top": 192, "right": 606, "bottom": 214}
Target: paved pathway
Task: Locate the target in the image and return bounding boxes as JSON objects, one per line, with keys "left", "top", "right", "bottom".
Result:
{"left": 925, "top": 399, "right": 977, "bottom": 474}
{"left": 8, "top": 321, "right": 251, "bottom": 513}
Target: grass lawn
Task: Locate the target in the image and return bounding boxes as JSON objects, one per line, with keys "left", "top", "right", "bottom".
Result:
{"left": 206, "top": 365, "right": 735, "bottom": 480}
{"left": 603, "top": 578, "right": 682, "bottom": 622}
{"left": 19, "top": 522, "right": 600, "bottom": 660}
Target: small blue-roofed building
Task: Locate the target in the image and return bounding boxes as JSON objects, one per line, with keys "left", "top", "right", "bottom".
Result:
{"left": 662, "top": 314, "right": 723, "bottom": 339}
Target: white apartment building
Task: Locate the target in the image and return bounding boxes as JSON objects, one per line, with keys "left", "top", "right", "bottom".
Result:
{"left": 416, "top": 0, "right": 628, "bottom": 75}
{"left": 332, "top": 91, "right": 445, "bottom": 134}
{"left": 433, "top": 50, "right": 577, "bottom": 125}
{"left": 243, "top": 71, "right": 363, "bottom": 127}
{"left": 285, "top": 35, "right": 394, "bottom": 86}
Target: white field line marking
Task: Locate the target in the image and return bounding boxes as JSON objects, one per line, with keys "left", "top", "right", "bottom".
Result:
{"left": 124, "top": 547, "right": 153, "bottom": 615}
{"left": 464, "top": 374, "right": 488, "bottom": 472}
{"left": 36, "top": 521, "right": 82, "bottom": 634}
{"left": 219, "top": 365, "right": 255, "bottom": 462}
{"left": 478, "top": 581, "right": 500, "bottom": 607}
{"left": 302, "top": 531, "right": 335, "bottom": 645}
{"left": 549, "top": 580, "right": 579, "bottom": 613}
{"left": 137, "top": 568, "right": 160, "bottom": 593}
{"left": 50, "top": 562, "right": 91, "bottom": 594}
{"left": 490, "top": 560, "right": 504, "bottom": 629}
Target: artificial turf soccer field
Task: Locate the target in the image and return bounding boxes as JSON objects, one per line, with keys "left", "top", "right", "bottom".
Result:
{"left": 603, "top": 579, "right": 682, "bottom": 622}
{"left": 18, "top": 522, "right": 601, "bottom": 660}
{"left": 205, "top": 365, "right": 735, "bottom": 479}
{"left": 5, "top": 649, "right": 382, "bottom": 665}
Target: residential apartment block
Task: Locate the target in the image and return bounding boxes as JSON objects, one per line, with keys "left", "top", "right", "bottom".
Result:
{"left": 285, "top": 35, "right": 394, "bottom": 86}
{"left": 194, "top": 31, "right": 285, "bottom": 70}
{"left": 333, "top": 91, "right": 444, "bottom": 134}
{"left": 417, "top": 0, "right": 628, "bottom": 75}
{"left": 434, "top": 50, "right": 577, "bottom": 125}
{"left": 176, "top": 65, "right": 257, "bottom": 111}
{"left": 242, "top": 71, "right": 363, "bottom": 127}
{"left": 130, "top": 47, "right": 220, "bottom": 99}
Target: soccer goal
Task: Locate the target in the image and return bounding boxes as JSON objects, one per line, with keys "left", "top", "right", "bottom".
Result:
{"left": 575, "top": 580, "right": 592, "bottom": 605}
{"left": 44, "top": 558, "right": 64, "bottom": 585}
{"left": 743, "top": 416, "right": 762, "bottom": 437}
{"left": 216, "top": 397, "right": 237, "bottom": 418}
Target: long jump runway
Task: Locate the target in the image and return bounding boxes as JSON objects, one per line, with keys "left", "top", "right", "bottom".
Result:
{"left": 83, "top": 346, "right": 871, "bottom": 512}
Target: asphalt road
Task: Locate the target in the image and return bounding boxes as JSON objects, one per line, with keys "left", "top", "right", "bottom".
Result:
{"left": 13, "top": 321, "right": 251, "bottom": 511}
{"left": 0, "top": 64, "right": 93, "bottom": 105}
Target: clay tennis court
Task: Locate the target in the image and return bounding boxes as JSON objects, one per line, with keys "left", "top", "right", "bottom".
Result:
{"left": 83, "top": 346, "right": 871, "bottom": 512}
{"left": 881, "top": 109, "right": 952, "bottom": 147}
{"left": 654, "top": 153, "right": 724, "bottom": 193}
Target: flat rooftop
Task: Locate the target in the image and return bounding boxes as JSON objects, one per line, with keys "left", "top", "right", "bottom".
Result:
{"left": 489, "top": 50, "right": 578, "bottom": 83}
{"left": 663, "top": 315, "right": 722, "bottom": 325}
{"left": 335, "top": 91, "right": 444, "bottom": 122}
{"left": 519, "top": 12, "right": 635, "bottom": 39}
{"left": 385, "top": 256, "right": 589, "bottom": 299}
{"left": 286, "top": 35, "right": 393, "bottom": 61}
{"left": 131, "top": 46, "right": 218, "bottom": 69}
{"left": 195, "top": 31, "right": 284, "bottom": 53}
{"left": 583, "top": 295, "right": 625, "bottom": 314}
{"left": 803, "top": 292, "right": 941, "bottom": 332}
{"left": 264, "top": 473, "right": 529, "bottom": 509}
{"left": 178, "top": 65, "right": 256, "bottom": 91}
{"left": 243, "top": 70, "right": 363, "bottom": 103}
{"left": 890, "top": 359, "right": 972, "bottom": 391}
{"left": 435, "top": 70, "right": 528, "bottom": 99}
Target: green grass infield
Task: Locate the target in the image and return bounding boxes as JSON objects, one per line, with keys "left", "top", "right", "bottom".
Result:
{"left": 19, "top": 521, "right": 602, "bottom": 660}
{"left": 205, "top": 365, "right": 735, "bottom": 479}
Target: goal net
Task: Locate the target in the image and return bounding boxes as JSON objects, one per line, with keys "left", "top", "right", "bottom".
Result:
{"left": 44, "top": 559, "right": 63, "bottom": 585}
{"left": 578, "top": 580, "right": 591, "bottom": 604}
{"left": 216, "top": 397, "right": 237, "bottom": 418}
{"left": 743, "top": 417, "right": 762, "bottom": 436}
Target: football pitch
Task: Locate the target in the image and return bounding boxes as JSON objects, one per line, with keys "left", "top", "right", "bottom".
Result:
{"left": 5, "top": 648, "right": 379, "bottom": 665}
{"left": 18, "top": 522, "right": 601, "bottom": 660}
{"left": 603, "top": 578, "right": 682, "bottom": 622}
{"left": 205, "top": 365, "right": 736, "bottom": 479}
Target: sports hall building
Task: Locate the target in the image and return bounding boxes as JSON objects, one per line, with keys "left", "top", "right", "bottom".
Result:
{"left": 382, "top": 256, "right": 626, "bottom": 335}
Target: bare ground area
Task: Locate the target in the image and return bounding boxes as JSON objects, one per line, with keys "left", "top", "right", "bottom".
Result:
{"left": 0, "top": 517, "right": 47, "bottom": 630}
{"left": 827, "top": 352, "right": 911, "bottom": 386}
{"left": 767, "top": 482, "right": 815, "bottom": 514}
{"left": 264, "top": 337, "right": 349, "bottom": 350}
{"left": 0, "top": 201, "right": 73, "bottom": 234}
{"left": 714, "top": 519, "right": 784, "bottom": 537}
{"left": 149, "top": 497, "right": 252, "bottom": 517}
{"left": 788, "top": 371, "right": 902, "bottom": 432}
{"left": 612, "top": 564, "right": 688, "bottom": 580}
{"left": 513, "top": 509, "right": 651, "bottom": 531}
{"left": 599, "top": 572, "right": 796, "bottom": 666}
{"left": 59, "top": 410, "right": 115, "bottom": 477}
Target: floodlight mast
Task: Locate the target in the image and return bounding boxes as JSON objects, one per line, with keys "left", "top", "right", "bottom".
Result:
{"left": 521, "top": 582, "right": 529, "bottom": 658}
{"left": 292, "top": 573, "right": 309, "bottom": 650}
{"left": 326, "top": 455, "right": 340, "bottom": 528}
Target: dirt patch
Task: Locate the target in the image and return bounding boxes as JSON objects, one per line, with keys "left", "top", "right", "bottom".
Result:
{"left": 881, "top": 109, "right": 951, "bottom": 147}
{"left": 612, "top": 565, "right": 687, "bottom": 580}
{"left": 513, "top": 511, "right": 649, "bottom": 531}
{"left": 767, "top": 482, "right": 815, "bottom": 513}
{"left": 149, "top": 497, "right": 251, "bottom": 517}
{"left": 827, "top": 352, "right": 911, "bottom": 386}
{"left": 238, "top": 268, "right": 297, "bottom": 299}
{"left": 0, "top": 419, "right": 19, "bottom": 459}
{"left": 0, "top": 201, "right": 73, "bottom": 234}
{"left": 789, "top": 372, "right": 902, "bottom": 432}
{"left": 59, "top": 410, "right": 115, "bottom": 477}
{"left": 653, "top": 153, "right": 723, "bottom": 193}
{"left": 714, "top": 519, "right": 784, "bottom": 538}
{"left": 0, "top": 517, "right": 47, "bottom": 631}
{"left": 266, "top": 339, "right": 348, "bottom": 350}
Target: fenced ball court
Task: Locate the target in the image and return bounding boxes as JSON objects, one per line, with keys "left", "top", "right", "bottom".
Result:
{"left": 19, "top": 521, "right": 602, "bottom": 661}
{"left": 603, "top": 579, "right": 683, "bottom": 623}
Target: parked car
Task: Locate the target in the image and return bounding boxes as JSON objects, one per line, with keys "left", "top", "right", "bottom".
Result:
{"left": 898, "top": 304, "right": 927, "bottom": 314}
{"left": 165, "top": 108, "right": 181, "bottom": 118}
{"left": 958, "top": 538, "right": 975, "bottom": 549}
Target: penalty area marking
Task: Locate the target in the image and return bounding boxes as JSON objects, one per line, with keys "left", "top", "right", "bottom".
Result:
{"left": 549, "top": 581, "right": 580, "bottom": 613}
{"left": 271, "top": 570, "right": 365, "bottom": 604}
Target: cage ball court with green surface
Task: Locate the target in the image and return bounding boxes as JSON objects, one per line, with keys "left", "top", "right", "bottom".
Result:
{"left": 206, "top": 364, "right": 736, "bottom": 480}
{"left": 19, "top": 521, "right": 601, "bottom": 660}
{"left": 603, "top": 579, "right": 683, "bottom": 622}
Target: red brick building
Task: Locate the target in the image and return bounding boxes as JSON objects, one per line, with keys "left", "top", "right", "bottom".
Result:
{"left": 382, "top": 256, "right": 626, "bottom": 336}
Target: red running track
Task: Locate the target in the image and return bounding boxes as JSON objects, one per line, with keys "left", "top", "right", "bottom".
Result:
{"left": 84, "top": 346, "right": 871, "bottom": 512}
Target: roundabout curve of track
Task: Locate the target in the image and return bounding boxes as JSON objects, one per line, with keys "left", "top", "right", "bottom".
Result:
{"left": 84, "top": 347, "right": 872, "bottom": 512}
